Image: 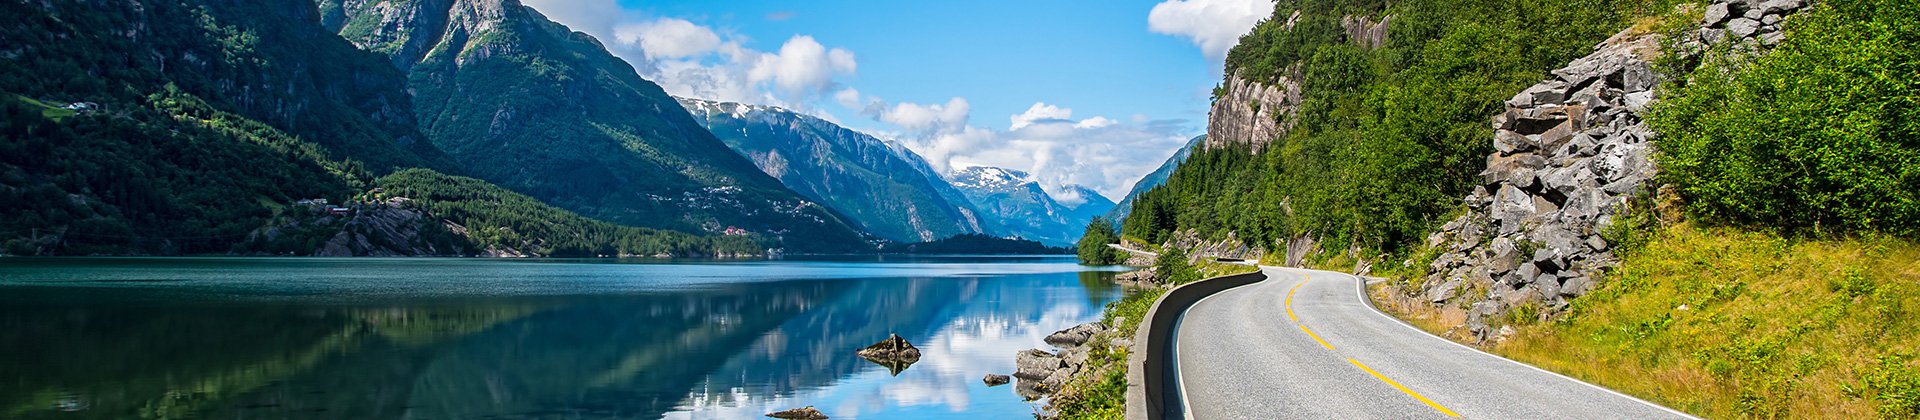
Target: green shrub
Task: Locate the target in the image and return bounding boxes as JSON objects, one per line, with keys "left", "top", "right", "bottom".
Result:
{"left": 1649, "top": 0, "right": 1920, "bottom": 237}
{"left": 1153, "top": 247, "right": 1201, "bottom": 284}
{"left": 1077, "top": 217, "right": 1126, "bottom": 265}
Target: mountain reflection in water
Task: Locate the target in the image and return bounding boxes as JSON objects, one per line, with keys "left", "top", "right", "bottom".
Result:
{"left": 0, "top": 257, "right": 1128, "bottom": 419}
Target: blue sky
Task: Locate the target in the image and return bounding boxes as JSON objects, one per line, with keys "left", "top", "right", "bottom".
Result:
{"left": 522, "top": 0, "right": 1273, "bottom": 202}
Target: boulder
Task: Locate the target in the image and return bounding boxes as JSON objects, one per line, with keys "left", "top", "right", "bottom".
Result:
{"left": 1508, "top": 167, "right": 1539, "bottom": 190}
{"left": 1758, "top": 0, "right": 1804, "bottom": 14}
{"left": 1759, "top": 30, "right": 1785, "bottom": 46}
{"left": 1488, "top": 237, "right": 1521, "bottom": 274}
{"left": 1483, "top": 153, "right": 1548, "bottom": 186}
{"left": 767, "top": 406, "right": 828, "bottom": 420}
{"left": 1014, "top": 349, "right": 1062, "bottom": 380}
{"left": 1508, "top": 109, "right": 1570, "bottom": 135}
{"left": 1560, "top": 275, "right": 1596, "bottom": 297}
{"left": 1616, "top": 61, "right": 1657, "bottom": 93}
{"left": 1514, "top": 263, "right": 1539, "bottom": 287}
{"left": 1623, "top": 91, "right": 1655, "bottom": 112}
{"left": 1494, "top": 130, "right": 1534, "bottom": 154}
{"left": 1702, "top": 2, "right": 1733, "bottom": 26}
{"left": 984, "top": 374, "right": 1011, "bottom": 387}
{"left": 1586, "top": 235, "right": 1610, "bottom": 252}
{"left": 1537, "top": 120, "right": 1578, "bottom": 152}
{"left": 1540, "top": 166, "right": 1601, "bottom": 197}
{"left": 1429, "top": 276, "right": 1464, "bottom": 303}
{"left": 1726, "top": 18, "right": 1762, "bottom": 38}
{"left": 1533, "top": 249, "right": 1564, "bottom": 274}
{"left": 1491, "top": 184, "right": 1537, "bottom": 232}
{"left": 1045, "top": 322, "right": 1104, "bottom": 347}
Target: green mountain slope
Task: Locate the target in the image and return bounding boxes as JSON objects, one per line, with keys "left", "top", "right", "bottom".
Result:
{"left": 373, "top": 169, "right": 761, "bottom": 257}
{"left": 0, "top": 0, "right": 762, "bottom": 257}
{"left": 1106, "top": 135, "right": 1204, "bottom": 223}
{"left": 318, "top": 0, "right": 870, "bottom": 252}
{"left": 678, "top": 98, "right": 988, "bottom": 242}
{"left": 0, "top": 0, "right": 458, "bottom": 255}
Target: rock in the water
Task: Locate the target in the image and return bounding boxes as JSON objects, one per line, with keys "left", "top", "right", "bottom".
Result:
{"left": 856, "top": 334, "right": 922, "bottom": 375}
{"left": 1044, "top": 322, "right": 1104, "bottom": 347}
{"left": 984, "top": 373, "right": 1011, "bottom": 386}
{"left": 767, "top": 406, "right": 828, "bottom": 420}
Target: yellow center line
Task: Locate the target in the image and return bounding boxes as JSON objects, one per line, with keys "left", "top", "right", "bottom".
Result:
{"left": 1348, "top": 358, "right": 1462, "bottom": 418}
{"left": 1286, "top": 275, "right": 1307, "bottom": 322}
{"left": 1297, "top": 325, "right": 1334, "bottom": 350}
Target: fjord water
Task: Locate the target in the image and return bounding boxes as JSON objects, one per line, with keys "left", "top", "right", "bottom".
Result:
{"left": 0, "top": 256, "right": 1128, "bottom": 419}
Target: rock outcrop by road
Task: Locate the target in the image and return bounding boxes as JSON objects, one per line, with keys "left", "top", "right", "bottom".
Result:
{"left": 1206, "top": 72, "right": 1300, "bottom": 152}
{"left": 1412, "top": 0, "right": 1807, "bottom": 342}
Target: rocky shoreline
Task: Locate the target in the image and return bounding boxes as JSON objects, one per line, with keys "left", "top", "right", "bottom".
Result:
{"left": 1012, "top": 321, "right": 1126, "bottom": 401}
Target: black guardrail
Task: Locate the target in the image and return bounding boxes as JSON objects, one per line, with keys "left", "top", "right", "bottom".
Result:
{"left": 1124, "top": 269, "right": 1267, "bottom": 420}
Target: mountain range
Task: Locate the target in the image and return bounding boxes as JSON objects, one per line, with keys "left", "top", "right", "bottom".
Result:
{"left": 0, "top": 0, "right": 1133, "bottom": 255}
{"left": 676, "top": 98, "right": 987, "bottom": 242}
{"left": 316, "top": 0, "right": 868, "bottom": 252}
{"left": 946, "top": 166, "right": 1114, "bottom": 246}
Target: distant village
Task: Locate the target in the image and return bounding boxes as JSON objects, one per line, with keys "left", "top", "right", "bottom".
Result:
{"left": 293, "top": 198, "right": 353, "bottom": 216}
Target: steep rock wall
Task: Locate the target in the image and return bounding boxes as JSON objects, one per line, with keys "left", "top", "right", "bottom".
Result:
{"left": 1205, "top": 72, "right": 1300, "bottom": 152}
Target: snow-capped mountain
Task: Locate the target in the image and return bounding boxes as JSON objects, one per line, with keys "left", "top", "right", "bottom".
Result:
{"left": 678, "top": 97, "right": 988, "bottom": 242}
{"left": 946, "top": 166, "right": 1114, "bottom": 246}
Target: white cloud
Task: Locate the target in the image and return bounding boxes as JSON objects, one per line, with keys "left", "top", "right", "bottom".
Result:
{"left": 1009, "top": 102, "right": 1074, "bottom": 130}
{"left": 875, "top": 97, "right": 971, "bottom": 135}
{"left": 522, "top": 3, "right": 856, "bottom": 109}
{"left": 749, "top": 36, "right": 857, "bottom": 98}
{"left": 1148, "top": 0, "right": 1275, "bottom": 62}
{"left": 613, "top": 18, "right": 722, "bottom": 59}
{"left": 877, "top": 100, "right": 1191, "bottom": 201}
{"left": 833, "top": 88, "right": 865, "bottom": 109}
{"left": 1074, "top": 116, "right": 1117, "bottom": 129}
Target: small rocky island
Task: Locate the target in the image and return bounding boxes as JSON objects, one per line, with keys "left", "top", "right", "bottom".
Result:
{"left": 855, "top": 333, "right": 922, "bottom": 375}
{"left": 766, "top": 406, "right": 828, "bottom": 419}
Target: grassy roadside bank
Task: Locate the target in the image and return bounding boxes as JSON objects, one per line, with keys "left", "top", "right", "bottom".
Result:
{"left": 1045, "top": 259, "right": 1258, "bottom": 419}
{"left": 1375, "top": 223, "right": 1920, "bottom": 418}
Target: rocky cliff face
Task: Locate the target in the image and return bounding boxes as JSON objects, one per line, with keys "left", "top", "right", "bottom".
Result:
{"left": 1409, "top": 0, "right": 1808, "bottom": 342}
{"left": 1205, "top": 72, "right": 1300, "bottom": 152}
{"left": 1205, "top": 11, "right": 1389, "bottom": 153}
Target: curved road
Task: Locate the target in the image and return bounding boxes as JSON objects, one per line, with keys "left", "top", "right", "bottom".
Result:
{"left": 1173, "top": 266, "right": 1694, "bottom": 419}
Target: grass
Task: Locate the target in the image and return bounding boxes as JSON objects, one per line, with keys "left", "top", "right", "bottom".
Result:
{"left": 1379, "top": 223, "right": 1920, "bottom": 418}
{"left": 1047, "top": 261, "right": 1257, "bottom": 419}
{"left": 12, "top": 94, "right": 77, "bottom": 121}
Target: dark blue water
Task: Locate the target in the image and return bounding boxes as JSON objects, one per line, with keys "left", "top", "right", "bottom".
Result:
{"left": 0, "top": 256, "right": 1129, "bottom": 419}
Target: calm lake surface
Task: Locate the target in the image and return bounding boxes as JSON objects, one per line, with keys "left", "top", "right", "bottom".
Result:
{"left": 0, "top": 256, "right": 1131, "bottom": 419}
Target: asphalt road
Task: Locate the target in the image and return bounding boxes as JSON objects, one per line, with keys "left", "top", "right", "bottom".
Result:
{"left": 1172, "top": 266, "right": 1695, "bottom": 419}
